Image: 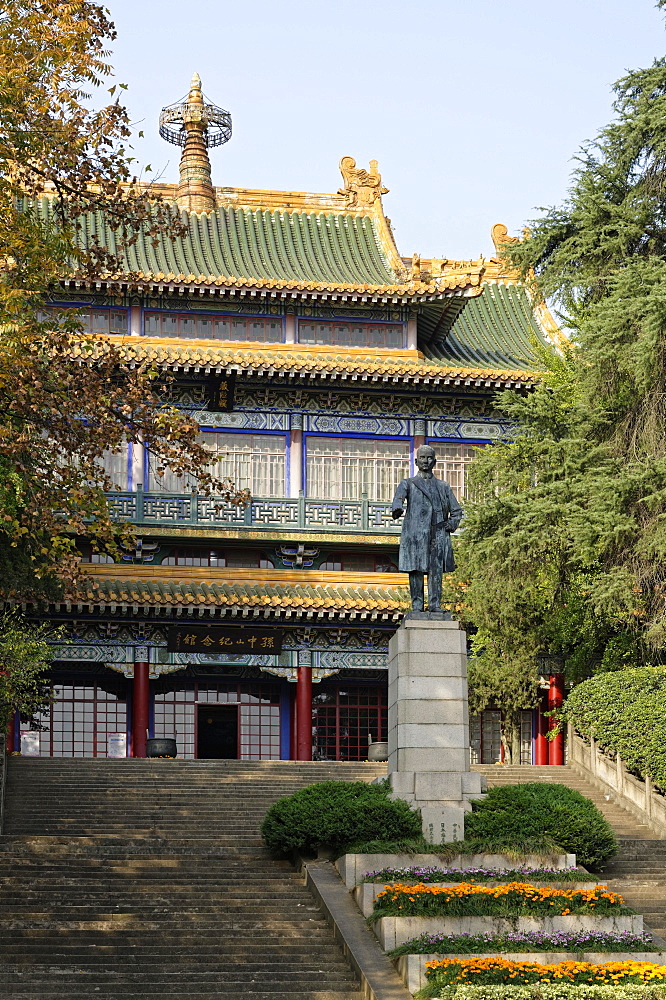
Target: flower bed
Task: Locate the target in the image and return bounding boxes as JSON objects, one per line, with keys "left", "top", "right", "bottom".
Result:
{"left": 389, "top": 931, "right": 657, "bottom": 958}
{"left": 396, "top": 954, "right": 666, "bottom": 994}
{"left": 421, "top": 958, "right": 666, "bottom": 989}
{"left": 335, "top": 853, "right": 577, "bottom": 890}
{"left": 363, "top": 868, "right": 598, "bottom": 885}
{"left": 417, "top": 987, "right": 666, "bottom": 1000}
{"left": 372, "top": 884, "right": 629, "bottom": 920}
{"left": 355, "top": 883, "right": 602, "bottom": 920}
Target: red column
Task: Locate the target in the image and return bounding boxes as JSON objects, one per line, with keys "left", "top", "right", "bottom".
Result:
{"left": 547, "top": 673, "right": 565, "bottom": 765}
{"left": 132, "top": 661, "right": 150, "bottom": 758}
{"left": 534, "top": 696, "right": 549, "bottom": 765}
{"left": 295, "top": 664, "right": 312, "bottom": 761}
{"left": 6, "top": 711, "right": 16, "bottom": 754}
{"left": 289, "top": 686, "right": 298, "bottom": 761}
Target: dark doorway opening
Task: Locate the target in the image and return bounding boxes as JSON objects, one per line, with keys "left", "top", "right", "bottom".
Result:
{"left": 196, "top": 705, "right": 239, "bottom": 759}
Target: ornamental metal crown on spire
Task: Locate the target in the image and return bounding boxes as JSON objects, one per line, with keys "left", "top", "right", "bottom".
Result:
{"left": 159, "top": 73, "right": 232, "bottom": 212}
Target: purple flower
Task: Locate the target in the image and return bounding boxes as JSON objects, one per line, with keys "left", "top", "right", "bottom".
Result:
{"left": 363, "top": 866, "right": 596, "bottom": 884}
{"left": 389, "top": 929, "right": 655, "bottom": 957}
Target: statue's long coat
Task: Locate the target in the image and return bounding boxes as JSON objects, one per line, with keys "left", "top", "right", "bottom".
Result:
{"left": 391, "top": 475, "right": 463, "bottom": 574}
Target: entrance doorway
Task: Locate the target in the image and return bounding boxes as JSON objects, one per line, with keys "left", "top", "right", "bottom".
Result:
{"left": 196, "top": 705, "right": 239, "bottom": 759}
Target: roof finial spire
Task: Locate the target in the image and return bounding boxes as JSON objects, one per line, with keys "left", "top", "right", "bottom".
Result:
{"left": 189, "top": 72, "right": 203, "bottom": 102}
{"left": 159, "top": 74, "right": 232, "bottom": 213}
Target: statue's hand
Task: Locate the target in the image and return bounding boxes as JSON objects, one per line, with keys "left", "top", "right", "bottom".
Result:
{"left": 392, "top": 508, "right": 404, "bottom": 520}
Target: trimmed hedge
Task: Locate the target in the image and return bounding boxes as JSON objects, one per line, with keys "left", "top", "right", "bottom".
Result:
{"left": 563, "top": 667, "right": 666, "bottom": 789}
{"left": 260, "top": 780, "right": 421, "bottom": 855}
{"left": 463, "top": 783, "right": 617, "bottom": 870}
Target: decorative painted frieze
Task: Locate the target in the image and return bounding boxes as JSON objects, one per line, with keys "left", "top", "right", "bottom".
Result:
{"left": 50, "top": 623, "right": 392, "bottom": 656}
{"left": 146, "top": 296, "right": 278, "bottom": 316}
{"left": 192, "top": 410, "right": 289, "bottom": 430}
{"left": 52, "top": 644, "right": 131, "bottom": 662}
{"left": 185, "top": 408, "right": 511, "bottom": 439}
{"left": 233, "top": 385, "right": 506, "bottom": 420}
{"left": 319, "top": 650, "right": 388, "bottom": 670}
{"left": 428, "top": 418, "right": 508, "bottom": 439}
{"left": 305, "top": 415, "right": 410, "bottom": 436}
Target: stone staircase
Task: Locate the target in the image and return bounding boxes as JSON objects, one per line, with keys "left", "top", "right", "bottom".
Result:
{"left": 474, "top": 763, "right": 666, "bottom": 941}
{"left": 0, "top": 758, "right": 386, "bottom": 1000}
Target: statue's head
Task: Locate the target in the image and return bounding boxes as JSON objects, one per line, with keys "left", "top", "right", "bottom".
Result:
{"left": 416, "top": 445, "right": 436, "bottom": 473}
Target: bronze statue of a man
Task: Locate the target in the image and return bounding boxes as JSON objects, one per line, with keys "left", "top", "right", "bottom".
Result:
{"left": 391, "top": 445, "right": 463, "bottom": 613}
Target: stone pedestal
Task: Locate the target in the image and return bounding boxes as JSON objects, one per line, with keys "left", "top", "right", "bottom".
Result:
{"left": 387, "top": 616, "right": 483, "bottom": 843}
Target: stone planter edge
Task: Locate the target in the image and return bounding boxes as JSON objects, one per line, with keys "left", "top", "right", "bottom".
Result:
{"left": 373, "top": 915, "right": 643, "bottom": 952}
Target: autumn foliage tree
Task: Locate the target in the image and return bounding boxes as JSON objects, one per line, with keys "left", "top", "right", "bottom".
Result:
{"left": 0, "top": 2, "right": 246, "bottom": 595}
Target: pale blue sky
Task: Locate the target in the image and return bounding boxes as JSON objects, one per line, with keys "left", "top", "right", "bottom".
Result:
{"left": 105, "top": 0, "right": 664, "bottom": 261}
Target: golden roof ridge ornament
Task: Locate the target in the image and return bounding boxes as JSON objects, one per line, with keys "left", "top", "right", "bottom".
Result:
{"left": 159, "top": 73, "right": 232, "bottom": 213}
{"left": 491, "top": 222, "right": 520, "bottom": 256}
{"left": 338, "top": 156, "right": 388, "bottom": 209}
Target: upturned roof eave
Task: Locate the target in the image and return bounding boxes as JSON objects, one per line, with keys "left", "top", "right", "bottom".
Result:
{"left": 59, "top": 273, "right": 483, "bottom": 303}
{"left": 23, "top": 568, "right": 413, "bottom": 620}
{"left": 92, "top": 335, "right": 542, "bottom": 387}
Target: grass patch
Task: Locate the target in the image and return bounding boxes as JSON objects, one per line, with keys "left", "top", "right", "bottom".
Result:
{"left": 345, "top": 836, "right": 562, "bottom": 860}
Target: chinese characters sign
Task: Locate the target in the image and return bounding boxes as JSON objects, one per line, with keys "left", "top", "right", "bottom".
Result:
{"left": 167, "top": 626, "right": 283, "bottom": 654}
{"left": 208, "top": 373, "right": 236, "bottom": 412}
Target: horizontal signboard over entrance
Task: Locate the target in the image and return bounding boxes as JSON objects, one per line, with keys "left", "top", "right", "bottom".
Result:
{"left": 167, "top": 626, "right": 283, "bottom": 655}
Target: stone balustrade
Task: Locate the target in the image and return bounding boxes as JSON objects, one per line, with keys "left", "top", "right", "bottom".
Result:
{"left": 567, "top": 724, "right": 666, "bottom": 838}
{"left": 105, "top": 487, "right": 400, "bottom": 535}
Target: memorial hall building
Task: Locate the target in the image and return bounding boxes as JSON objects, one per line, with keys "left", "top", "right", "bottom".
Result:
{"left": 15, "top": 76, "right": 561, "bottom": 766}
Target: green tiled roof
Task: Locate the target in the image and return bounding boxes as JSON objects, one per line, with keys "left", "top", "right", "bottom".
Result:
{"left": 420, "top": 284, "right": 549, "bottom": 371}
{"left": 35, "top": 198, "right": 397, "bottom": 287}
{"left": 77, "top": 576, "right": 408, "bottom": 618}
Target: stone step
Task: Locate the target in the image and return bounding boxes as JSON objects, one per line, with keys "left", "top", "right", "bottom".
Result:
{"left": 0, "top": 989, "right": 363, "bottom": 997}
{"left": 0, "top": 965, "right": 357, "bottom": 993}
{"left": 0, "top": 990, "right": 362, "bottom": 1000}
{"left": 0, "top": 758, "right": 376, "bottom": 998}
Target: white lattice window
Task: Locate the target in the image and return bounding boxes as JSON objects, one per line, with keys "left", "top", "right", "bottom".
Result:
{"left": 144, "top": 311, "right": 282, "bottom": 343}
{"left": 148, "top": 433, "right": 286, "bottom": 497}
{"left": 306, "top": 438, "right": 410, "bottom": 501}
{"left": 96, "top": 447, "right": 129, "bottom": 490}
{"left": 298, "top": 320, "right": 404, "bottom": 349}
{"left": 429, "top": 443, "right": 477, "bottom": 499}
{"left": 64, "top": 445, "right": 128, "bottom": 490}
{"left": 38, "top": 306, "right": 127, "bottom": 335}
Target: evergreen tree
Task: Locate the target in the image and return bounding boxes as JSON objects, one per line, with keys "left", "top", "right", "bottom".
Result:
{"left": 448, "top": 30, "right": 666, "bottom": 753}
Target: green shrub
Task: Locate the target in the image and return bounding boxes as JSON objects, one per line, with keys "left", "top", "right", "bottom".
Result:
{"left": 563, "top": 667, "right": 666, "bottom": 789}
{"left": 260, "top": 780, "right": 421, "bottom": 856}
{"left": 463, "top": 783, "right": 617, "bottom": 870}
